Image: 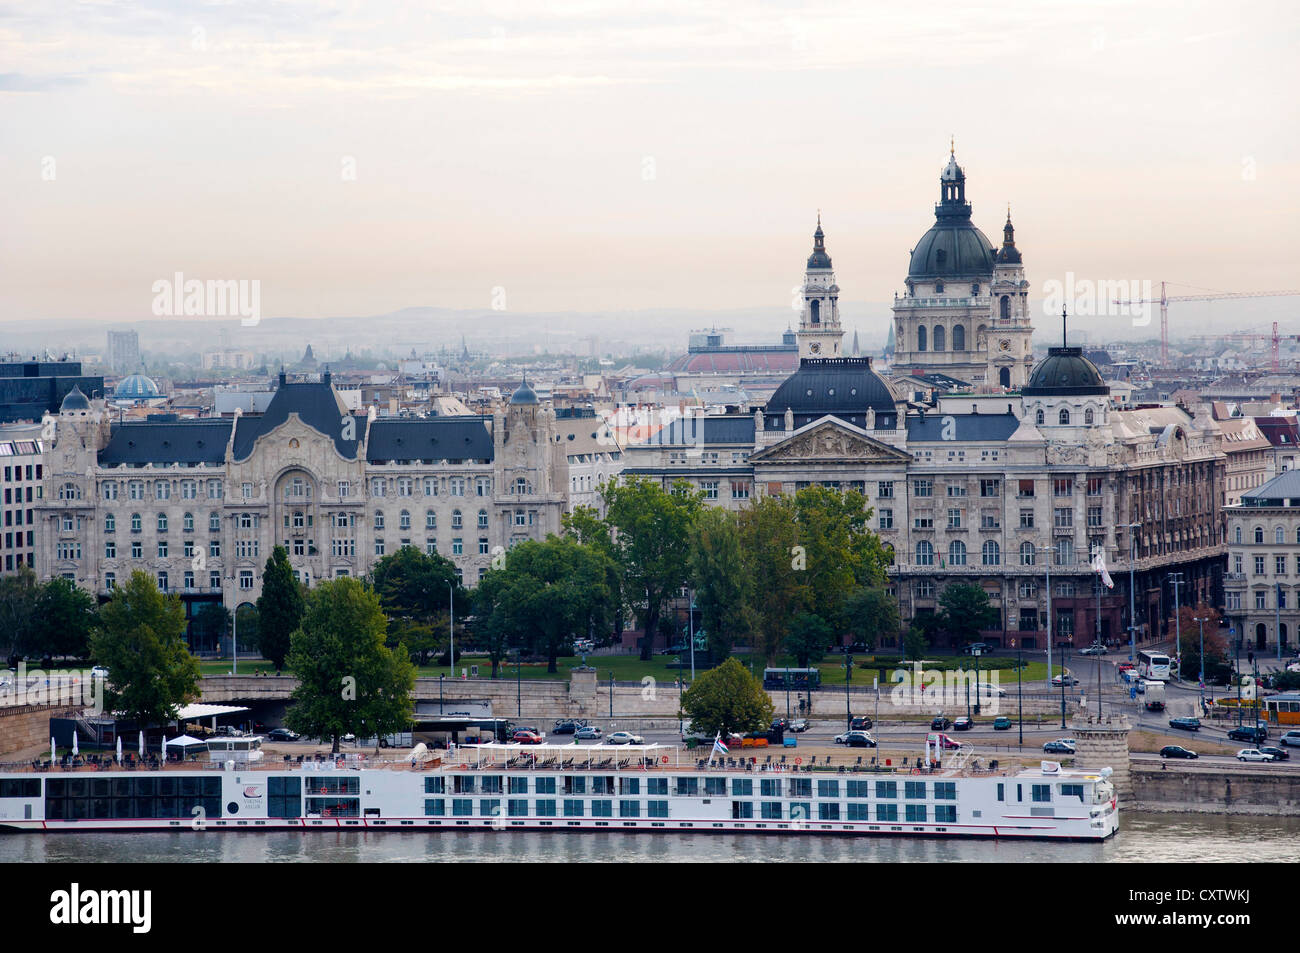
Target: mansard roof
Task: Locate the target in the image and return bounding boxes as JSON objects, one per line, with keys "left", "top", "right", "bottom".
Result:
{"left": 365, "top": 417, "right": 494, "bottom": 463}
{"left": 905, "top": 412, "right": 1020, "bottom": 442}
{"left": 99, "top": 419, "right": 232, "bottom": 466}
{"left": 231, "top": 379, "right": 360, "bottom": 461}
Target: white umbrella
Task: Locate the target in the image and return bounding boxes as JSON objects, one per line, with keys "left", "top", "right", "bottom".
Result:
{"left": 50, "top": 736, "right": 56, "bottom": 762}
{"left": 138, "top": 731, "right": 145, "bottom": 758}
{"left": 72, "top": 733, "right": 79, "bottom": 757}
{"left": 116, "top": 735, "right": 123, "bottom": 764}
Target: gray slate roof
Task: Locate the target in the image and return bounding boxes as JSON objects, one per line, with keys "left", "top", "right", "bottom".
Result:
{"left": 645, "top": 415, "right": 756, "bottom": 446}
{"left": 1241, "top": 470, "right": 1300, "bottom": 506}
{"left": 366, "top": 417, "right": 493, "bottom": 462}
{"left": 99, "top": 419, "right": 232, "bottom": 465}
{"left": 905, "top": 413, "right": 1020, "bottom": 442}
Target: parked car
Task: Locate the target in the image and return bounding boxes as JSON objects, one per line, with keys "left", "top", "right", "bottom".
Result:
{"left": 1043, "top": 739, "right": 1076, "bottom": 754}
{"left": 952, "top": 716, "right": 974, "bottom": 731}
{"left": 932, "top": 733, "right": 961, "bottom": 750}
{"left": 964, "top": 642, "right": 991, "bottom": 655}
{"left": 214, "top": 725, "right": 247, "bottom": 737}
{"left": 1237, "top": 748, "right": 1276, "bottom": 763}
{"left": 1258, "top": 745, "right": 1290, "bottom": 761}
{"left": 834, "top": 730, "right": 877, "bottom": 748}
{"left": 1168, "top": 717, "right": 1201, "bottom": 732}
{"left": 1079, "top": 644, "right": 1107, "bottom": 656}
{"left": 575, "top": 726, "right": 603, "bottom": 740}
{"left": 1227, "top": 726, "right": 1268, "bottom": 743}
{"left": 1279, "top": 730, "right": 1300, "bottom": 748}
{"left": 552, "top": 721, "right": 583, "bottom": 735}
{"left": 266, "top": 728, "right": 300, "bottom": 742}
{"left": 930, "top": 715, "right": 953, "bottom": 731}
{"left": 992, "top": 716, "right": 1013, "bottom": 730}
{"left": 976, "top": 683, "right": 1008, "bottom": 698}
{"left": 789, "top": 720, "right": 810, "bottom": 733}
{"left": 850, "top": 715, "right": 873, "bottom": 731}
{"left": 511, "top": 730, "right": 544, "bottom": 745}
{"left": 607, "top": 731, "right": 644, "bottom": 745}
{"left": 1160, "top": 745, "right": 1198, "bottom": 759}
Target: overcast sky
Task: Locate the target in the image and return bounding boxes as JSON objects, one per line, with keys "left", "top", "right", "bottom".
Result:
{"left": 1, "top": 0, "right": 1297, "bottom": 340}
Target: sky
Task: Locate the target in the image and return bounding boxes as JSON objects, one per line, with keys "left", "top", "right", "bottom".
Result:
{"left": 1, "top": 0, "right": 1298, "bottom": 345}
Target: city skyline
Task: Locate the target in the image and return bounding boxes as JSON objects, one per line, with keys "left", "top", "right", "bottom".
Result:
{"left": 2, "top": 1, "right": 1297, "bottom": 327}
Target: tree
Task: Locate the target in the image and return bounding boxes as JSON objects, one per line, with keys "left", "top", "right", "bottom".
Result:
{"left": 736, "top": 494, "right": 803, "bottom": 662}
{"left": 785, "top": 612, "right": 831, "bottom": 668}
{"left": 843, "top": 585, "right": 900, "bottom": 653}
{"left": 680, "top": 657, "right": 774, "bottom": 738}
{"left": 0, "top": 564, "right": 39, "bottom": 658}
{"left": 32, "top": 578, "right": 98, "bottom": 659}
{"left": 688, "top": 507, "right": 751, "bottom": 662}
{"left": 191, "top": 603, "right": 231, "bottom": 652}
{"left": 256, "top": 546, "right": 304, "bottom": 672}
{"left": 90, "top": 571, "right": 201, "bottom": 727}
{"left": 371, "top": 546, "right": 464, "bottom": 664}
{"left": 474, "top": 536, "right": 613, "bottom": 674}
{"left": 903, "top": 623, "right": 930, "bottom": 662}
{"left": 563, "top": 504, "right": 624, "bottom": 645}
{"left": 603, "top": 477, "right": 703, "bottom": 661}
{"left": 284, "top": 577, "right": 416, "bottom": 754}
{"left": 792, "top": 485, "right": 891, "bottom": 633}
{"left": 234, "top": 603, "right": 260, "bottom": 654}
{"left": 1176, "top": 604, "right": 1231, "bottom": 683}
{"left": 937, "top": 583, "right": 999, "bottom": 648}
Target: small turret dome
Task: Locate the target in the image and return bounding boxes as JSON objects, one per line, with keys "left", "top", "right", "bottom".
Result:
{"left": 114, "top": 373, "right": 159, "bottom": 400}
{"left": 60, "top": 386, "right": 91, "bottom": 413}
{"left": 510, "top": 378, "right": 538, "bottom": 405}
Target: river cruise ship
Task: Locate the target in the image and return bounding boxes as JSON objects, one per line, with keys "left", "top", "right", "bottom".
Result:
{"left": 0, "top": 741, "right": 1118, "bottom": 840}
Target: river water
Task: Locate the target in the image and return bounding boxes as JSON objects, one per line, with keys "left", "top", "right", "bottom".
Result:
{"left": 2, "top": 812, "right": 1295, "bottom": 863}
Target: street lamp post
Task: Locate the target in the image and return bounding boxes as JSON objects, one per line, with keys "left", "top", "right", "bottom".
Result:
{"left": 1013, "top": 638, "right": 1023, "bottom": 746}
{"left": 448, "top": 582, "right": 455, "bottom": 678}
{"left": 516, "top": 649, "right": 521, "bottom": 717}
{"left": 1128, "top": 523, "right": 1141, "bottom": 663}
{"left": 845, "top": 652, "right": 853, "bottom": 731}
{"left": 688, "top": 591, "right": 696, "bottom": 681}
{"left": 609, "top": 672, "right": 614, "bottom": 720}
{"left": 439, "top": 674, "right": 444, "bottom": 715}
{"left": 1060, "top": 638, "right": 1068, "bottom": 730}
{"left": 1168, "top": 572, "right": 1183, "bottom": 679}
{"left": 1193, "top": 616, "right": 1207, "bottom": 711}
{"left": 974, "top": 648, "right": 981, "bottom": 717}
{"left": 676, "top": 659, "right": 682, "bottom": 736}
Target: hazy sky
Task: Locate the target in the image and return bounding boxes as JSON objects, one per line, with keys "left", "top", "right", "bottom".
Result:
{"left": 2, "top": 1, "right": 1298, "bottom": 343}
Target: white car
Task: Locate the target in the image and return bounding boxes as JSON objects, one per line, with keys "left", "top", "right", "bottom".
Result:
{"left": 833, "top": 730, "right": 877, "bottom": 747}
{"left": 606, "top": 731, "right": 644, "bottom": 745}
{"left": 90, "top": 666, "right": 109, "bottom": 679}
{"left": 976, "top": 683, "right": 1008, "bottom": 698}
{"left": 1279, "top": 730, "right": 1300, "bottom": 748}
{"left": 1237, "top": 748, "right": 1276, "bottom": 763}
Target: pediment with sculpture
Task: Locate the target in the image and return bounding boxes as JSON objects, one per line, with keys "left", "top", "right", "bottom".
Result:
{"left": 750, "top": 418, "right": 911, "bottom": 465}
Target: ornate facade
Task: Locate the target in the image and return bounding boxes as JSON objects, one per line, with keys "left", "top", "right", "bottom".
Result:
{"left": 36, "top": 372, "right": 566, "bottom": 649}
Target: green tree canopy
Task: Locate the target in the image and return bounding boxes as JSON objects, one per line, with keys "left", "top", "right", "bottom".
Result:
{"left": 284, "top": 577, "right": 416, "bottom": 753}
{"left": 843, "top": 585, "right": 900, "bottom": 653}
{"left": 602, "top": 477, "right": 703, "bottom": 660}
{"left": 785, "top": 611, "right": 831, "bottom": 668}
{"left": 680, "top": 657, "right": 774, "bottom": 738}
{"left": 90, "top": 571, "right": 201, "bottom": 727}
{"left": 32, "top": 577, "right": 98, "bottom": 659}
{"left": 474, "top": 536, "right": 614, "bottom": 674}
{"left": 562, "top": 503, "right": 624, "bottom": 645}
{"left": 0, "top": 564, "right": 39, "bottom": 658}
{"left": 937, "top": 583, "right": 999, "bottom": 647}
{"left": 371, "top": 546, "right": 463, "bottom": 664}
{"left": 903, "top": 623, "right": 930, "bottom": 662}
{"left": 736, "top": 494, "right": 803, "bottom": 662}
{"left": 688, "top": 507, "right": 751, "bottom": 662}
{"left": 256, "top": 546, "right": 304, "bottom": 672}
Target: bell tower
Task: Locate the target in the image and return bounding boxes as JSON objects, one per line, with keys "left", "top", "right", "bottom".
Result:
{"left": 797, "top": 214, "right": 843, "bottom": 359}
{"left": 988, "top": 208, "right": 1035, "bottom": 389}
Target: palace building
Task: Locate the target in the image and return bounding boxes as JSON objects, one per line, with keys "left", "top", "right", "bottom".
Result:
{"left": 35, "top": 371, "right": 566, "bottom": 650}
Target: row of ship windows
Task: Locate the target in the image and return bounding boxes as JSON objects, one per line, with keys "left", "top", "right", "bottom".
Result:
{"left": 421, "top": 799, "right": 957, "bottom": 823}
{"left": 425, "top": 777, "right": 958, "bottom": 799}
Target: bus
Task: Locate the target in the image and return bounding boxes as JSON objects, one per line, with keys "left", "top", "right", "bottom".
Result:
{"left": 762, "top": 668, "right": 822, "bottom": 691}
{"left": 1136, "top": 650, "right": 1171, "bottom": 681}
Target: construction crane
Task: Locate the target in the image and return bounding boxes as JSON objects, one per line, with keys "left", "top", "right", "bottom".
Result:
{"left": 1113, "top": 282, "right": 1300, "bottom": 368}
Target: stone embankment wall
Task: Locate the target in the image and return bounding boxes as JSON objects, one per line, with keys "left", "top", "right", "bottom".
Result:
{"left": 1130, "top": 763, "right": 1300, "bottom": 815}
{"left": 0, "top": 705, "right": 77, "bottom": 759}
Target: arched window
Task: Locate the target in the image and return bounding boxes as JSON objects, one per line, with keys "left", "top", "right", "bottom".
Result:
{"left": 157, "top": 513, "right": 168, "bottom": 532}
{"left": 982, "top": 541, "right": 1001, "bottom": 566}
{"left": 374, "top": 510, "right": 384, "bottom": 530}
{"left": 915, "top": 541, "right": 934, "bottom": 566}
{"left": 917, "top": 326, "right": 927, "bottom": 352}
{"left": 1234, "top": 526, "right": 1242, "bottom": 544}
{"left": 933, "top": 325, "right": 945, "bottom": 351}
{"left": 399, "top": 509, "right": 411, "bottom": 530}
{"left": 1277, "top": 526, "right": 1286, "bottom": 544}
{"left": 952, "top": 325, "right": 965, "bottom": 351}
{"left": 1035, "top": 409, "right": 1045, "bottom": 425}
{"left": 810, "top": 299, "right": 820, "bottom": 325}
{"left": 426, "top": 510, "right": 437, "bottom": 529}
{"left": 1000, "top": 296, "right": 1010, "bottom": 319}
{"left": 1084, "top": 408, "right": 1095, "bottom": 425}
{"left": 478, "top": 509, "right": 489, "bottom": 529}
{"left": 1059, "top": 409, "right": 1070, "bottom": 425}
{"left": 1020, "top": 542, "right": 1036, "bottom": 566}
{"left": 970, "top": 283, "right": 980, "bottom": 296}
{"left": 999, "top": 367, "right": 1011, "bottom": 388}
{"left": 451, "top": 509, "right": 463, "bottom": 530}
{"left": 183, "top": 512, "right": 194, "bottom": 532}
{"left": 935, "top": 279, "right": 945, "bottom": 293}
{"left": 60, "top": 483, "right": 80, "bottom": 501}
{"left": 948, "top": 541, "right": 966, "bottom": 566}
{"left": 1255, "top": 527, "right": 1264, "bottom": 544}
